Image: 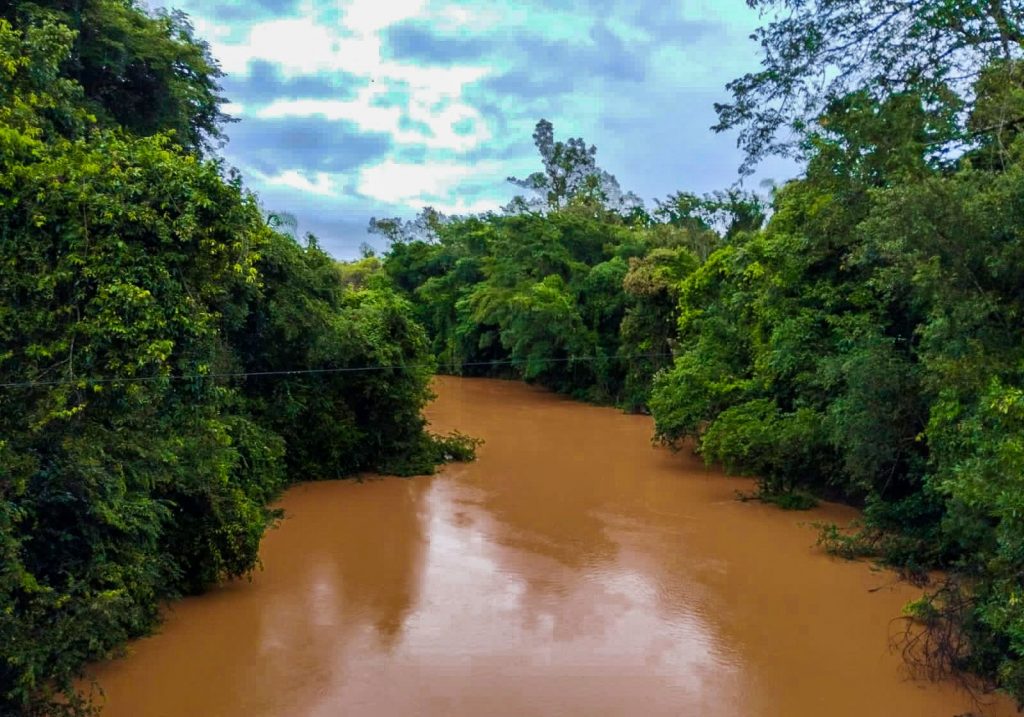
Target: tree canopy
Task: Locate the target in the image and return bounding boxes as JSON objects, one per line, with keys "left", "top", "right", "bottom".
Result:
{"left": 507, "top": 119, "right": 642, "bottom": 213}
{"left": 716, "top": 0, "right": 1024, "bottom": 173}
{"left": 3, "top": 0, "right": 231, "bottom": 152}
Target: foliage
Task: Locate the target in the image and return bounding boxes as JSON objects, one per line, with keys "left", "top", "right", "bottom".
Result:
{"left": 716, "top": 0, "right": 1024, "bottom": 173}
{"left": 646, "top": 10, "right": 1024, "bottom": 700}
{"left": 619, "top": 239, "right": 699, "bottom": 410}
{"left": 653, "top": 189, "right": 766, "bottom": 246}
{"left": 737, "top": 488, "right": 818, "bottom": 511}
{"left": 0, "top": 11, "right": 469, "bottom": 716}
{"left": 380, "top": 430, "right": 484, "bottom": 478}
{"left": 383, "top": 207, "right": 702, "bottom": 405}
{"left": 228, "top": 232, "right": 437, "bottom": 479}
{"left": 381, "top": 121, "right": 708, "bottom": 407}
{"left": 507, "top": 119, "right": 642, "bottom": 213}
{"left": 0, "top": 122, "right": 275, "bottom": 715}
{"left": 3, "top": 0, "right": 231, "bottom": 152}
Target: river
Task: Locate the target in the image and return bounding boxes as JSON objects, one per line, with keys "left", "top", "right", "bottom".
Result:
{"left": 88, "top": 377, "right": 1017, "bottom": 716}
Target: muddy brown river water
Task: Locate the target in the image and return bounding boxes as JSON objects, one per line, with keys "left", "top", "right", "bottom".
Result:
{"left": 89, "top": 377, "right": 1017, "bottom": 716}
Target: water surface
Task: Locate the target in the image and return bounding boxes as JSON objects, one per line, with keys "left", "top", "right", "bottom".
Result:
{"left": 91, "top": 377, "right": 1016, "bottom": 716}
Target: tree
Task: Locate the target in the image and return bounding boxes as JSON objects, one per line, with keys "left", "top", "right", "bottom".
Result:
{"left": 619, "top": 242, "right": 699, "bottom": 410}
{"left": 368, "top": 206, "right": 447, "bottom": 244}
{"left": 4, "top": 0, "right": 231, "bottom": 152}
{"left": 507, "top": 119, "right": 642, "bottom": 213}
{"left": 654, "top": 189, "right": 767, "bottom": 246}
{"left": 717, "top": 0, "right": 1024, "bottom": 172}
{"left": 0, "top": 122, "right": 278, "bottom": 716}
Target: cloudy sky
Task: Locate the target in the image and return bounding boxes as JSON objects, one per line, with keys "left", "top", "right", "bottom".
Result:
{"left": 159, "top": 0, "right": 797, "bottom": 258}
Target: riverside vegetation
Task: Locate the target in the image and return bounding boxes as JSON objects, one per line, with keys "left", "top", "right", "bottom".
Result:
{"left": 3, "top": 0, "right": 1024, "bottom": 714}
{"left": 0, "top": 2, "right": 475, "bottom": 714}
{"left": 377, "top": 2, "right": 1024, "bottom": 706}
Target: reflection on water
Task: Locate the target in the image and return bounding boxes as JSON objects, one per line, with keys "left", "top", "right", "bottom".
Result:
{"left": 89, "top": 377, "right": 1016, "bottom": 716}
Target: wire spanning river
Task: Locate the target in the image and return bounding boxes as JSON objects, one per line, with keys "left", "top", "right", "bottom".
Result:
{"left": 89, "top": 377, "right": 1016, "bottom": 716}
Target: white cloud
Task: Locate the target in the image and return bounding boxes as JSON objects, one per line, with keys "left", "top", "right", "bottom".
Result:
{"left": 187, "top": 16, "right": 232, "bottom": 43}
{"left": 356, "top": 159, "right": 501, "bottom": 204}
{"left": 212, "top": 18, "right": 342, "bottom": 76}
{"left": 259, "top": 95, "right": 401, "bottom": 130}
{"left": 409, "top": 197, "right": 503, "bottom": 215}
{"left": 206, "top": 3, "right": 494, "bottom": 155}
{"left": 264, "top": 169, "right": 338, "bottom": 197}
{"left": 342, "top": 0, "right": 427, "bottom": 34}
{"left": 205, "top": 4, "right": 493, "bottom": 83}
{"left": 258, "top": 83, "right": 491, "bottom": 153}
{"left": 420, "top": 1, "right": 583, "bottom": 41}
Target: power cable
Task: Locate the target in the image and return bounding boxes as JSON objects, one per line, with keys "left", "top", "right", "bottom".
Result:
{"left": 0, "top": 353, "right": 677, "bottom": 390}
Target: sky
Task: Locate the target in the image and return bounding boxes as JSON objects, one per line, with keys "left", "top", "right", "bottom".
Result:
{"left": 155, "top": 0, "right": 798, "bottom": 258}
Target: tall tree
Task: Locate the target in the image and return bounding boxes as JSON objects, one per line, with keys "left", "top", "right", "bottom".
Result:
{"left": 507, "top": 119, "right": 642, "bottom": 212}
{"left": 716, "top": 0, "right": 1024, "bottom": 172}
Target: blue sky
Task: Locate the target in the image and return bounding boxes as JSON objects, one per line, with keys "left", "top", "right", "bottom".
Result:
{"left": 158, "top": 0, "right": 797, "bottom": 258}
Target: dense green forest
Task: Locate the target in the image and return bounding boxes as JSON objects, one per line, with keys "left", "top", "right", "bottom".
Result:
{"left": 377, "top": 2, "right": 1024, "bottom": 705}
{"left": 5, "top": 0, "right": 1024, "bottom": 713}
{"left": 376, "top": 140, "right": 756, "bottom": 412}
{"left": 0, "top": 2, "right": 474, "bottom": 714}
